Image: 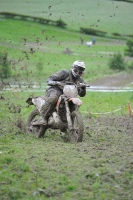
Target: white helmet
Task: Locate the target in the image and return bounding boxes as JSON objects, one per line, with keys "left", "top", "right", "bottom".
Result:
{"left": 71, "top": 60, "right": 85, "bottom": 78}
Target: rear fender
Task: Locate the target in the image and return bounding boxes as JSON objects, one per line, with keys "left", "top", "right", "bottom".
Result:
{"left": 32, "top": 97, "right": 46, "bottom": 112}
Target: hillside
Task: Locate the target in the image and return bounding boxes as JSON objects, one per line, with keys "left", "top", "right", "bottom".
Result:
{"left": 0, "top": 0, "right": 133, "bottom": 35}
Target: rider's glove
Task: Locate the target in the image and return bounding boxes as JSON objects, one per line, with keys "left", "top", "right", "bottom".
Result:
{"left": 56, "top": 81, "right": 63, "bottom": 86}
{"left": 80, "top": 83, "right": 86, "bottom": 89}
{"left": 81, "top": 85, "right": 86, "bottom": 89}
{"left": 79, "top": 83, "right": 90, "bottom": 89}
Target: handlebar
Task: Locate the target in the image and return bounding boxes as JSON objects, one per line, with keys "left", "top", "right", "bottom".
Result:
{"left": 47, "top": 81, "right": 90, "bottom": 88}
{"left": 59, "top": 81, "right": 90, "bottom": 88}
{"left": 80, "top": 83, "right": 90, "bottom": 87}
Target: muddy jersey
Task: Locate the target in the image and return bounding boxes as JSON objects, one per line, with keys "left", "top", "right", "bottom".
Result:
{"left": 46, "top": 69, "right": 86, "bottom": 97}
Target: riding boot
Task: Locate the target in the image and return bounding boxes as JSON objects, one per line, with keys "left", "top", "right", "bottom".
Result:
{"left": 41, "top": 118, "right": 47, "bottom": 125}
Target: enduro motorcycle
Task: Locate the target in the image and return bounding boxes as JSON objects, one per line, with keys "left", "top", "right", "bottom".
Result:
{"left": 26, "top": 82, "right": 89, "bottom": 142}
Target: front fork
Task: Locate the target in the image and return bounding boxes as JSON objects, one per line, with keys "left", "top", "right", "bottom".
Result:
{"left": 64, "top": 98, "right": 73, "bottom": 131}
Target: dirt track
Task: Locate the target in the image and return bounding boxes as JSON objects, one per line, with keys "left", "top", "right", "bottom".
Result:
{"left": 90, "top": 73, "right": 133, "bottom": 87}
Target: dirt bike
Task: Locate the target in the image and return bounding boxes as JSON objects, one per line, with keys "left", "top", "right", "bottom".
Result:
{"left": 26, "top": 82, "right": 89, "bottom": 142}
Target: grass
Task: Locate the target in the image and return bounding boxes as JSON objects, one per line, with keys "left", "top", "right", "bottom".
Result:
{"left": 0, "top": 90, "right": 133, "bottom": 125}
{"left": 81, "top": 91, "right": 133, "bottom": 116}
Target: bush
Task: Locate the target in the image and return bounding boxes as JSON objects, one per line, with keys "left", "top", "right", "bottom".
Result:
{"left": 55, "top": 19, "right": 67, "bottom": 28}
{"left": 0, "top": 52, "right": 11, "bottom": 78}
{"left": 108, "top": 53, "right": 125, "bottom": 70}
{"left": 0, "top": 12, "right": 67, "bottom": 28}
{"left": 80, "top": 27, "right": 107, "bottom": 37}
{"left": 112, "top": 32, "right": 121, "bottom": 37}
{"left": 124, "top": 39, "right": 133, "bottom": 57}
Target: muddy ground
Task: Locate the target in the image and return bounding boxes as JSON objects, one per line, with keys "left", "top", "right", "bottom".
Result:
{"left": 84, "top": 115, "right": 133, "bottom": 135}
{"left": 87, "top": 73, "right": 133, "bottom": 135}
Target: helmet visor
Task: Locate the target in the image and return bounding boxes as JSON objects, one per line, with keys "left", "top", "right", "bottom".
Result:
{"left": 78, "top": 66, "right": 85, "bottom": 71}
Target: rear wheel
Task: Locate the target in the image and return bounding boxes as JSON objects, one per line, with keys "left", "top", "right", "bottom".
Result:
{"left": 69, "top": 111, "right": 84, "bottom": 142}
{"left": 26, "top": 109, "right": 47, "bottom": 138}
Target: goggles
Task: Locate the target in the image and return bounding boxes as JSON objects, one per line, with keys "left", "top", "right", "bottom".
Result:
{"left": 77, "top": 67, "right": 85, "bottom": 75}
{"left": 78, "top": 67, "right": 85, "bottom": 72}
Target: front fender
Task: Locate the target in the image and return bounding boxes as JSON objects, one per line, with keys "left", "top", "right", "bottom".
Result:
{"left": 69, "top": 98, "right": 82, "bottom": 106}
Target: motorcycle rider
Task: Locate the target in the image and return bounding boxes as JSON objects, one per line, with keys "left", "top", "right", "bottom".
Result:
{"left": 40, "top": 60, "right": 87, "bottom": 125}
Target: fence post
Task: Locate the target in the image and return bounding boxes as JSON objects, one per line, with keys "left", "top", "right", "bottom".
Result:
{"left": 128, "top": 102, "right": 132, "bottom": 117}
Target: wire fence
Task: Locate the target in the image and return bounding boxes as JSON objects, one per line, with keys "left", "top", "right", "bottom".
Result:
{"left": 82, "top": 102, "right": 133, "bottom": 117}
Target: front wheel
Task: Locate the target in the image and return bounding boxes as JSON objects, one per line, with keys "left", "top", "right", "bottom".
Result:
{"left": 69, "top": 111, "right": 84, "bottom": 142}
{"left": 26, "top": 109, "right": 47, "bottom": 138}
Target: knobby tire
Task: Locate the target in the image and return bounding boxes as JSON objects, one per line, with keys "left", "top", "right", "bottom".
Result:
{"left": 26, "top": 109, "right": 46, "bottom": 138}
{"left": 70, "top": 111, "right": 84, "bottom": 142}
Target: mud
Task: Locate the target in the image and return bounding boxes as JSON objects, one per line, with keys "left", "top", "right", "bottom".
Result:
{"left": 84, "top": 115, "right": 133, "bottom": 136}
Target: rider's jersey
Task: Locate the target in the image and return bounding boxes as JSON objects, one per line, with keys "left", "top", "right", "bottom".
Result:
{"left": 46, "top": 69, "right": 86, "bottom": 97}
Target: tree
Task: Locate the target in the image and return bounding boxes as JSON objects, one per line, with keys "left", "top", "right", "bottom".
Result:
{"left": 108, "top": 53, "right": 125, "bottom": 70}
{"left": 124, "top": 39, "right": 133, "bottom": 57}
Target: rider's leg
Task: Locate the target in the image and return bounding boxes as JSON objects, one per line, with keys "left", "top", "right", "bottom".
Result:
{"left": 40, "top": 90, "right": 60, "bottom": 125}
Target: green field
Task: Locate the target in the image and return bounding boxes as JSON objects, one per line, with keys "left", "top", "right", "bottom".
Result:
{"left": 1, "top": 0, "right": 133, "bottom": 82}
{"left": 0, "top": 18, "right": 131, "bottom": 83}
{"left": 0, "top": 0, "right": 133, "bottom": 35}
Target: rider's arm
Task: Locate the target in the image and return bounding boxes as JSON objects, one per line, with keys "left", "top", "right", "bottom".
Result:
{"left": 46, "top": 70, "right": 69, "bottom": 86}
